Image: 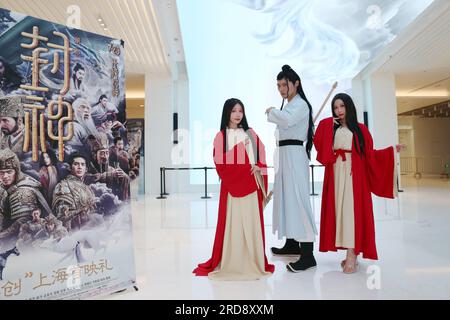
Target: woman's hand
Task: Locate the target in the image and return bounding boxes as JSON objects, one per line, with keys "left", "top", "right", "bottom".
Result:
{"left": 251, "top": 165, "right": 261, "bottom": 175}
{"left": 265, "top": 107, "right": 275, "bottom": 115}
{"left": 395, "top": 144, "right": 406, "bottom": 153}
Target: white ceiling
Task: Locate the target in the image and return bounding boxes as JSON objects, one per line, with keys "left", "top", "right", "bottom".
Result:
{"left": 378, "top": 11, "right": 450, "bottom": 74}
{"left": 396, "top": 69, "right": 450, "bottom": 113}
{"left": 366, "top": 0, "right": 450, "bottom": 113}
{"left": 0, "top": 0, "right": 185, "bottom": 77}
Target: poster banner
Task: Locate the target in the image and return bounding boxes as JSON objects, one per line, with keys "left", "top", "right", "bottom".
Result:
{"left": 125, "top": 118, "right": 144, "bottom": 195}
{"left": 0, "top": 8, "right": 137, "bottom": 299}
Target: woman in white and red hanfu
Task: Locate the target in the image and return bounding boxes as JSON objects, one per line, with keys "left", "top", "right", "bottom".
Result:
{"left": 193, "top": 98, "right": 274, "bottom": 280}
{"left": 314, "top": 93, "right": 402, "bottom": 273}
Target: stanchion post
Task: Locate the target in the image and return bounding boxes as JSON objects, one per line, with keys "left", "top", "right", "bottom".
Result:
{"left": 310, "top": 165, "right": 318, "bottom": 196}
{"left": 162, "top": 167, "right": 169, "bottom": 195}
{"left": 397, "top": 176, "right": 404, "bottom": 193}
{"left": 201, "top": 166, "right": 211, "bottom": 199}
{"left": 156, "top": 167, "right": 167, "bottom": 199}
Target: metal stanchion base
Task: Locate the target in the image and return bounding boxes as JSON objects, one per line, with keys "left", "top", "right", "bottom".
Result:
{"left": 156, "top": 195, "right": 167, "bottom": 199}
{"left": 310, "top": 193, "right": 319, "bottom": 196}
{"left": 201, "top": 196, "right": 211, "bottom": 199}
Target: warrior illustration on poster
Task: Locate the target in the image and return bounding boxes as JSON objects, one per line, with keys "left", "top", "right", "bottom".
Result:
{"left": 0, "top": 8, "right": 137, "bottom": 299}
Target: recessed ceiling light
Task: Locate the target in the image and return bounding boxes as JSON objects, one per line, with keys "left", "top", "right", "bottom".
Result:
{"left": 98, "top": 15, "right": 108, "bottom": 30}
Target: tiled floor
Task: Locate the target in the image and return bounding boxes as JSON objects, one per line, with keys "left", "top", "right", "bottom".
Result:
{"left": 104, "top": 176, "right": 450, "bottom": 300}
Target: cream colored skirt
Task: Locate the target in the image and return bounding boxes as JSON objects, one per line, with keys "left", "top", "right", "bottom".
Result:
{"left": 208, "top": 191, "right": 271, "bottom": 281}
{"left": 334, "top": 156, "right": 355, "bottom": 249}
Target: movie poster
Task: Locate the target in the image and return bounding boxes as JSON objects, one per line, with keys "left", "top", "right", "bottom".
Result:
{"left": 0, "top": 8, "right": 137, "bottom": 299}
{"left": 125, "top": 118, "right": 144, "bottom": 194}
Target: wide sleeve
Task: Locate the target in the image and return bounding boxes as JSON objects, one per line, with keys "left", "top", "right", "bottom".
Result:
{"left": 250, "top": 129, "right": 268, "bottom": 195}
{"left": 361, "top": 125, "right": 395, "bottom": 199}
{"left": 267, "top": 99, "right": 308, "bottom": 128}
{"left": 213, "top": 131, "right": 257, "bottom": 197}
{"left": 313, "top": 118, "right": 335, "bottom": 166}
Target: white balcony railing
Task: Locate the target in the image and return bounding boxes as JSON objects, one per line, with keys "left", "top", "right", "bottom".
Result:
{"left": 400, "top": 156, "right": 450, "bottom": 176}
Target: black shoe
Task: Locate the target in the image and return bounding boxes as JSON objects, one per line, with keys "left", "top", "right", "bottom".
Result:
{"left": 286, "top": 256, "right": 317, "bottom": 272}
{"left": 271, "top": 238, "right": 301, "bottom": 256}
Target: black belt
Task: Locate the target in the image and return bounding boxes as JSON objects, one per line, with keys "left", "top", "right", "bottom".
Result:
{"left": 277, "top": 139, "right": 304, "bottom": 146}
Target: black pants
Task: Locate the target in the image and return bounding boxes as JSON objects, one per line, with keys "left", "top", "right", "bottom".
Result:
{"left": 300, "top": 242, "right": 314, "bottom": 257}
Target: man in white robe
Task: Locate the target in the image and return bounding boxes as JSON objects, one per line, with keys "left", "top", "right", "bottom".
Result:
{"left": 266, "top": 65, "right": 318, "bottom": 272}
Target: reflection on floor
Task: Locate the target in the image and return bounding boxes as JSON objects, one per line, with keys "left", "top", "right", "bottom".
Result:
{"left": 104, "top": 176, "right": 450, "bottom": 300}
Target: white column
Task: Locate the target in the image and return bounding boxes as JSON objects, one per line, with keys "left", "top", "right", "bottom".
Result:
{"left": 172, "top": 77, "right": 192, "bottom": 193}
{"left": 144, "top": 73, "right": 192, "bottom": 195}
{"left": 350, "top": 76, "right": 365, "bottom": 123}
{"left": 144, "top": 74, "right": 173, "bottom": 195}
{"left": 363, "top": 72, "right": 401, "bottom": 217}
{"left": 366, "top": 72, "right": 399, "bottom": 149}
{"left": 352, "top": 74, "right": 399, "bottom": 146}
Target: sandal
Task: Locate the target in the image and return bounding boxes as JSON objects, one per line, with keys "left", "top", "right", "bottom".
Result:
{"left": 341, "top": 259, "right": 360, "bottom": 268}
{"left": 341, "top": 259, "right": 359, "bottom": 274}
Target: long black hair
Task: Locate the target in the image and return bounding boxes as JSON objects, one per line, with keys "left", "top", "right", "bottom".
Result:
{"left": 39, "top": 149, "right": 58, "bottom": 168}
{"left": 331, "top": 93, "right": 365, "bottom": 155}
{"left": 72, "top": 63, "right": 85, "bottom": 88}
{"left": 277, "top": 65, "right": 314, "bottom": 159}
{"left": 220, "top": 98, "right": 257, "bottom": 160}
{"left": 98, "top": 94, "right": 108, "bottom": 103}
{"left": 91, "top": 94, "right": 108, "bottom": 108}
{"left": 220, "top": 98, "right": 249, "bottom": 132}
{"left": 73, "top": 63, "right": 85, "bottom": 73}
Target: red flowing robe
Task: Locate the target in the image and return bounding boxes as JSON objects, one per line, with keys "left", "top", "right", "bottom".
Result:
{"left": 193, "top": 128, "right": 275, "bottom": 276}
{"left": 314, "top": 118, "right": 395, "bottom": 260}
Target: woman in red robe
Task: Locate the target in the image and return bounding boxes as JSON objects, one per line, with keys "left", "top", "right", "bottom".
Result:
{"left": 314, "top": 93, "right": 401, "bottom": 273}
{"left": 193, "top": 98, "right": 274, "bottom": 280}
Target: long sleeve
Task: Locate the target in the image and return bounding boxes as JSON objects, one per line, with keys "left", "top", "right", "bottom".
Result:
{"left": 267, "top": 100, "right": 308, "bottom": 128}
{"left": 249, "top": 129, "right": 268, "bottom": 195}
{"left": 213, "top": 131, "right": 258, "bottom": 198}
{"left": 65, "top": 122, "right": 84, "bottom": 146}
{"left": 360, "top": 125, "right": 395, "bottom": 199}
{"left": 314, "top": 118, "right": 335, "bottom": 166}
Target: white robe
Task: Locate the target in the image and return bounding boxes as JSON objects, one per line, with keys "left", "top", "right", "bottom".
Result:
{"left": 267, "top": 94, "right": 317, "bottom": 241}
